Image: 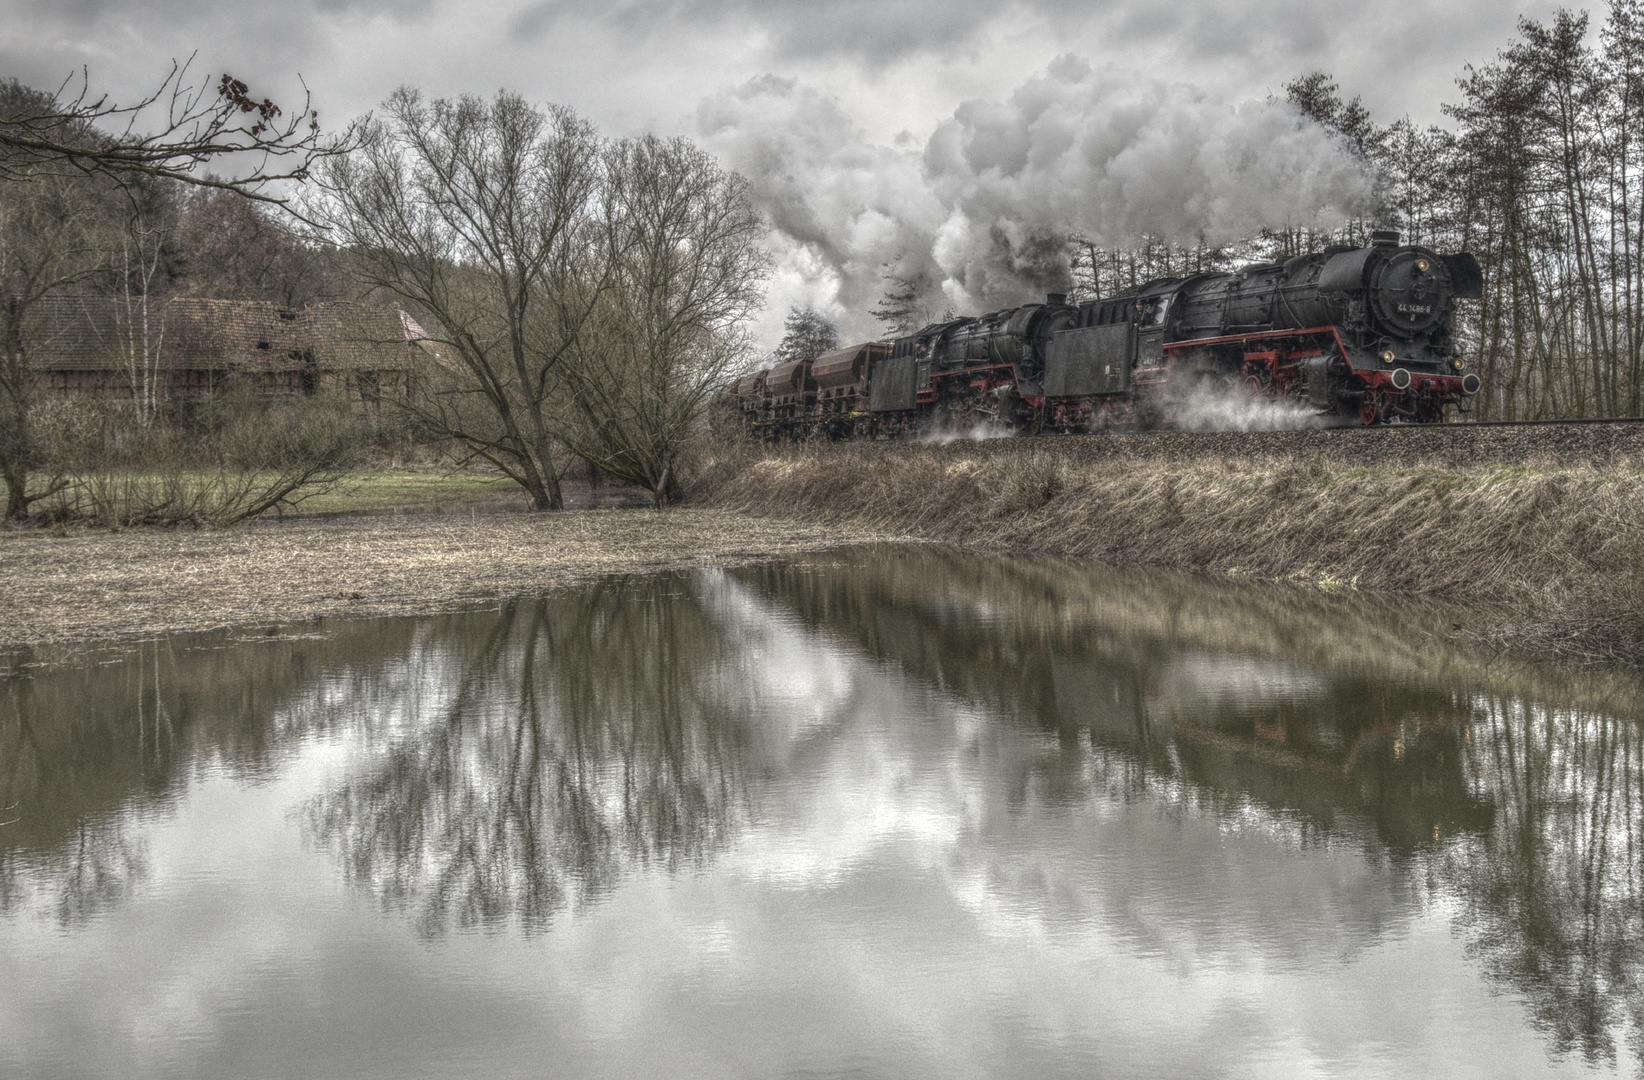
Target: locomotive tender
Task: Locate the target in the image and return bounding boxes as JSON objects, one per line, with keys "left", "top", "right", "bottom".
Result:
{"left": 738, "top": 232, "right": 1484, "bottom": 435}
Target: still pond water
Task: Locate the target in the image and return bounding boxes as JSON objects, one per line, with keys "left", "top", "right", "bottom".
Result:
{"left": 4, "top": 546, "right": 1644, "bottom": 1079}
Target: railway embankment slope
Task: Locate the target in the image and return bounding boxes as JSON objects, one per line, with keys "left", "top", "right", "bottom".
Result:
{"left": 700, "top": 422, "right": 1644, "bottom": 664}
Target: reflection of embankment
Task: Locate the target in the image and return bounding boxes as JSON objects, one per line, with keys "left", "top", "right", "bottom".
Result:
{"left": 731, "top": 547, "right": 1496, "bottom": 852}
{"left": 302, "top": 580, "right": 769, "bottom": 935}
{"left": 704, "top": 436, "right": 1644, "bottom": 663}
{"left": 744, "top": 543, "right": 1644, "bottom": 736}
{"left": 733, "top": 546, "right": 1644, "bottom": 1070}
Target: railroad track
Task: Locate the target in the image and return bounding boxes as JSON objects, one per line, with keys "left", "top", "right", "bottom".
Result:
{"left": 1044, "top": 415, "right": 1644, "bottom": 437}
{"left": 952, "top": 414, "right": 1644, "bottom": 456}
{"left": 1369, "top": 415, "right": 1644, "bottom": 430}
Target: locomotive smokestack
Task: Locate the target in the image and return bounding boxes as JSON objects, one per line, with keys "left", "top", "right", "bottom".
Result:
{"left": 1371, "top": 230, "right": 1401, "bottom": 246}
{"left": 1046, "top": 292, "right": 1067, "bottom": 307}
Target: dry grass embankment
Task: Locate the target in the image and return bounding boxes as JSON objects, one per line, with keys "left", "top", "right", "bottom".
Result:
{"left": 0, "top": 507, "right": 890, "bottom": 651}
{"left": 700, "top": 426, "right": 1644, "bottom": 664}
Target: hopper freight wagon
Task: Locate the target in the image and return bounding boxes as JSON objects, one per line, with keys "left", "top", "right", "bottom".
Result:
{"left": 739, "top": 342, "right": 894, "bottom": 439}
{"left": 738, "top": 233, "right": 1484, "bottom": 436}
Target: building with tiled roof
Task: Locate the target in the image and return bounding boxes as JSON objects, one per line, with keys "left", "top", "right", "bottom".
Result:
{"left": 28, "top": 295, "right": 441, "bottom": 404}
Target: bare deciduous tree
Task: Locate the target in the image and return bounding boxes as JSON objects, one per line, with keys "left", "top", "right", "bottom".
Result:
{"left": 558, "top": 136, "right": 768, "bottom": 507}
{"left": 94, "top": 177, "right": 181, "bottom": 427}
{"left": 0, "top": 169, "right": 112, "bottom": 518}
{"left": 315, "top": 89, "right": 605, "bottom": 510}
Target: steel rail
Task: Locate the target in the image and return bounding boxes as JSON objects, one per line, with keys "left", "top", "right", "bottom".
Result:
{"left": 989, "top": 414, "right": 1644, "bottom": 443}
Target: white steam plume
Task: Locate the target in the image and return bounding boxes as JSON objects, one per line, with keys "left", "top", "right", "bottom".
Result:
{"left": 1160, "top": 380, "right": 1330, "bottom": 432}
{"left": 695, "top": 75, "right": 944, "bottom": 348}
{"left": 698, "top": 56, "right": 1375, "bottom": 349}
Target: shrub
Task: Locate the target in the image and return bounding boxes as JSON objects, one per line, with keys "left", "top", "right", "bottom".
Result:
{"left": 25, "top": 388, "right": 367, "bottom": 526}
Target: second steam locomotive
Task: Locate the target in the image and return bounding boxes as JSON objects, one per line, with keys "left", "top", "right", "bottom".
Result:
{"left": 738, "top": 232, "right": 1484, "bottom": 435}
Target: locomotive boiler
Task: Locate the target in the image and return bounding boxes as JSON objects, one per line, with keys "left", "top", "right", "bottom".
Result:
{"left": 739, "top": 231, "right": 1484, "bottom": 435}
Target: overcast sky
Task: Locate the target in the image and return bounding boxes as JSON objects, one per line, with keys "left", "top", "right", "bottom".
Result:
{"left": 1, "top": 0, "right": 1572, "bottom": 344}
{"left": 1, "top": 0, "right": 1569, "bottom": 137}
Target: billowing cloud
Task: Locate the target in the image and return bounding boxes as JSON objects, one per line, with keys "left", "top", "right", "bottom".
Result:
{"left": 695, "top": 75, "right": 947, "bottom": 344}
{"left": 924, "top": 56, "right": 1374, "bottom": 309}
{"left": 0, "top": 0, "right": 1558, "bottom": 349}
{"left": 702, "top": 57, "right": 1375, "bottom": 341}
{"left": 0, "top": 0, "right": 1559, "bottom": 158}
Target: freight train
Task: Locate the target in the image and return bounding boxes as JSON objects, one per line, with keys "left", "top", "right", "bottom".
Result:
{"left": 736, "top": 232, "right": 1484, "bottom": 435}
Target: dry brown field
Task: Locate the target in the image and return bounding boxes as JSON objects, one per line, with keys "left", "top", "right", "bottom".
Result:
{"left": 0, "top": 507, "right": 889, "bottom": 650}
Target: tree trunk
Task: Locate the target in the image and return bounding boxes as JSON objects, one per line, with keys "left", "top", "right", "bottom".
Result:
{"left": 651, "top": 459, "right": 674, "bottom": 510}
{"left": 532, "top": 434, "right": 563, "bottom": 510}
{"left": 3, "top": 463, "right": 27, "bottom": 520}
{"left": 1, "top": 313, "right": 33, "bottom": 520}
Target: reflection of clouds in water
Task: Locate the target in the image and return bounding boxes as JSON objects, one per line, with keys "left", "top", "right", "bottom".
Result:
{"left": 711, "top": 574, "right": 976, "bottom": 887}
{"left": 1152, "top": 653, "right": 1328, "bottom": 711}
{"left": 711, "top": 573, "right": 1413, "bottom": 966}
{"left": 3, "top": 559, "right": 1638, "bottom": 1078}
{"left": 703, "top": 569, "right": 863, "bottom": 739}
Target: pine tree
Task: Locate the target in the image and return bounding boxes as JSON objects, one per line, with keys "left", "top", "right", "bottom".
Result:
{"left": 874, "top": 265, "right": 944, "bottom": 335}
{"left": 774, "top": 307, "right": 839, "bottom": 362}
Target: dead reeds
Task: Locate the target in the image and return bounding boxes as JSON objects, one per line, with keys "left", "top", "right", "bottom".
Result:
{"left": 701, "top": 435, "right": 1644, "bottom": 665}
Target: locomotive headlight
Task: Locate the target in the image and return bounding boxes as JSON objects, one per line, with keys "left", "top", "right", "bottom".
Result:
{"left": 1416, "top": 258, "right": 1431, "bottom": 273}
{"left": 1452, "top": 358, "right": 1465, "bottom": 371}
{"left": 1380, "top": 349, "right": 1396, "bottom": 364}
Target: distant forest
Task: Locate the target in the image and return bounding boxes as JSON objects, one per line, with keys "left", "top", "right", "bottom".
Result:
{"left": 1063, "top": 3, "right": 1644, "bottom": 421}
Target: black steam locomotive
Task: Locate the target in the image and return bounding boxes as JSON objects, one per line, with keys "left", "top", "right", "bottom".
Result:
{"left": 738, "top": 232, "right": 1483, "bottom": 434}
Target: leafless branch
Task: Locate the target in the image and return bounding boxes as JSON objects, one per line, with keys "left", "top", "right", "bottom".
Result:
{"left": 0, "top": 58, "right": 358, "bottom": 216}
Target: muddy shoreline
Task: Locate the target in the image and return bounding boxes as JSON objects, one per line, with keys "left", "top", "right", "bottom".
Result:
{"left": 0, "top": 507, "right": 892, "bottom": 652}
{"left": 10, "top": 418, "right": 1644, "bottom": 669}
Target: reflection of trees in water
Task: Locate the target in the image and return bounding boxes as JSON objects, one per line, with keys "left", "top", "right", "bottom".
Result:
{"left": 0, "top": 581, "right": 760, "bottom": 934}
{"left": 0, "top": 623, "right": 421, "bottom": 924}
{"left": 0, "top": 645, "right": 174, "bottom": 924}
{"left": 8, "top": 547, "right": 1644, "bottom": 1067}
{"left": 1442, "top": 699, "right": 1644, "bottom": 1068}
{"left": 736, "top": 547, "right": 1644, "bottom": 1074}
{"left": 305, "top": 577, "right": 762, "bottom": 936}
{"left": 0, "top": 819, "right": 150, "bottom": 925}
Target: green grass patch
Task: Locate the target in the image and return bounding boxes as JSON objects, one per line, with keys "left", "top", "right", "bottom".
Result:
{"left": 292, "top": 470, "right": 521, "bottom": 514}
